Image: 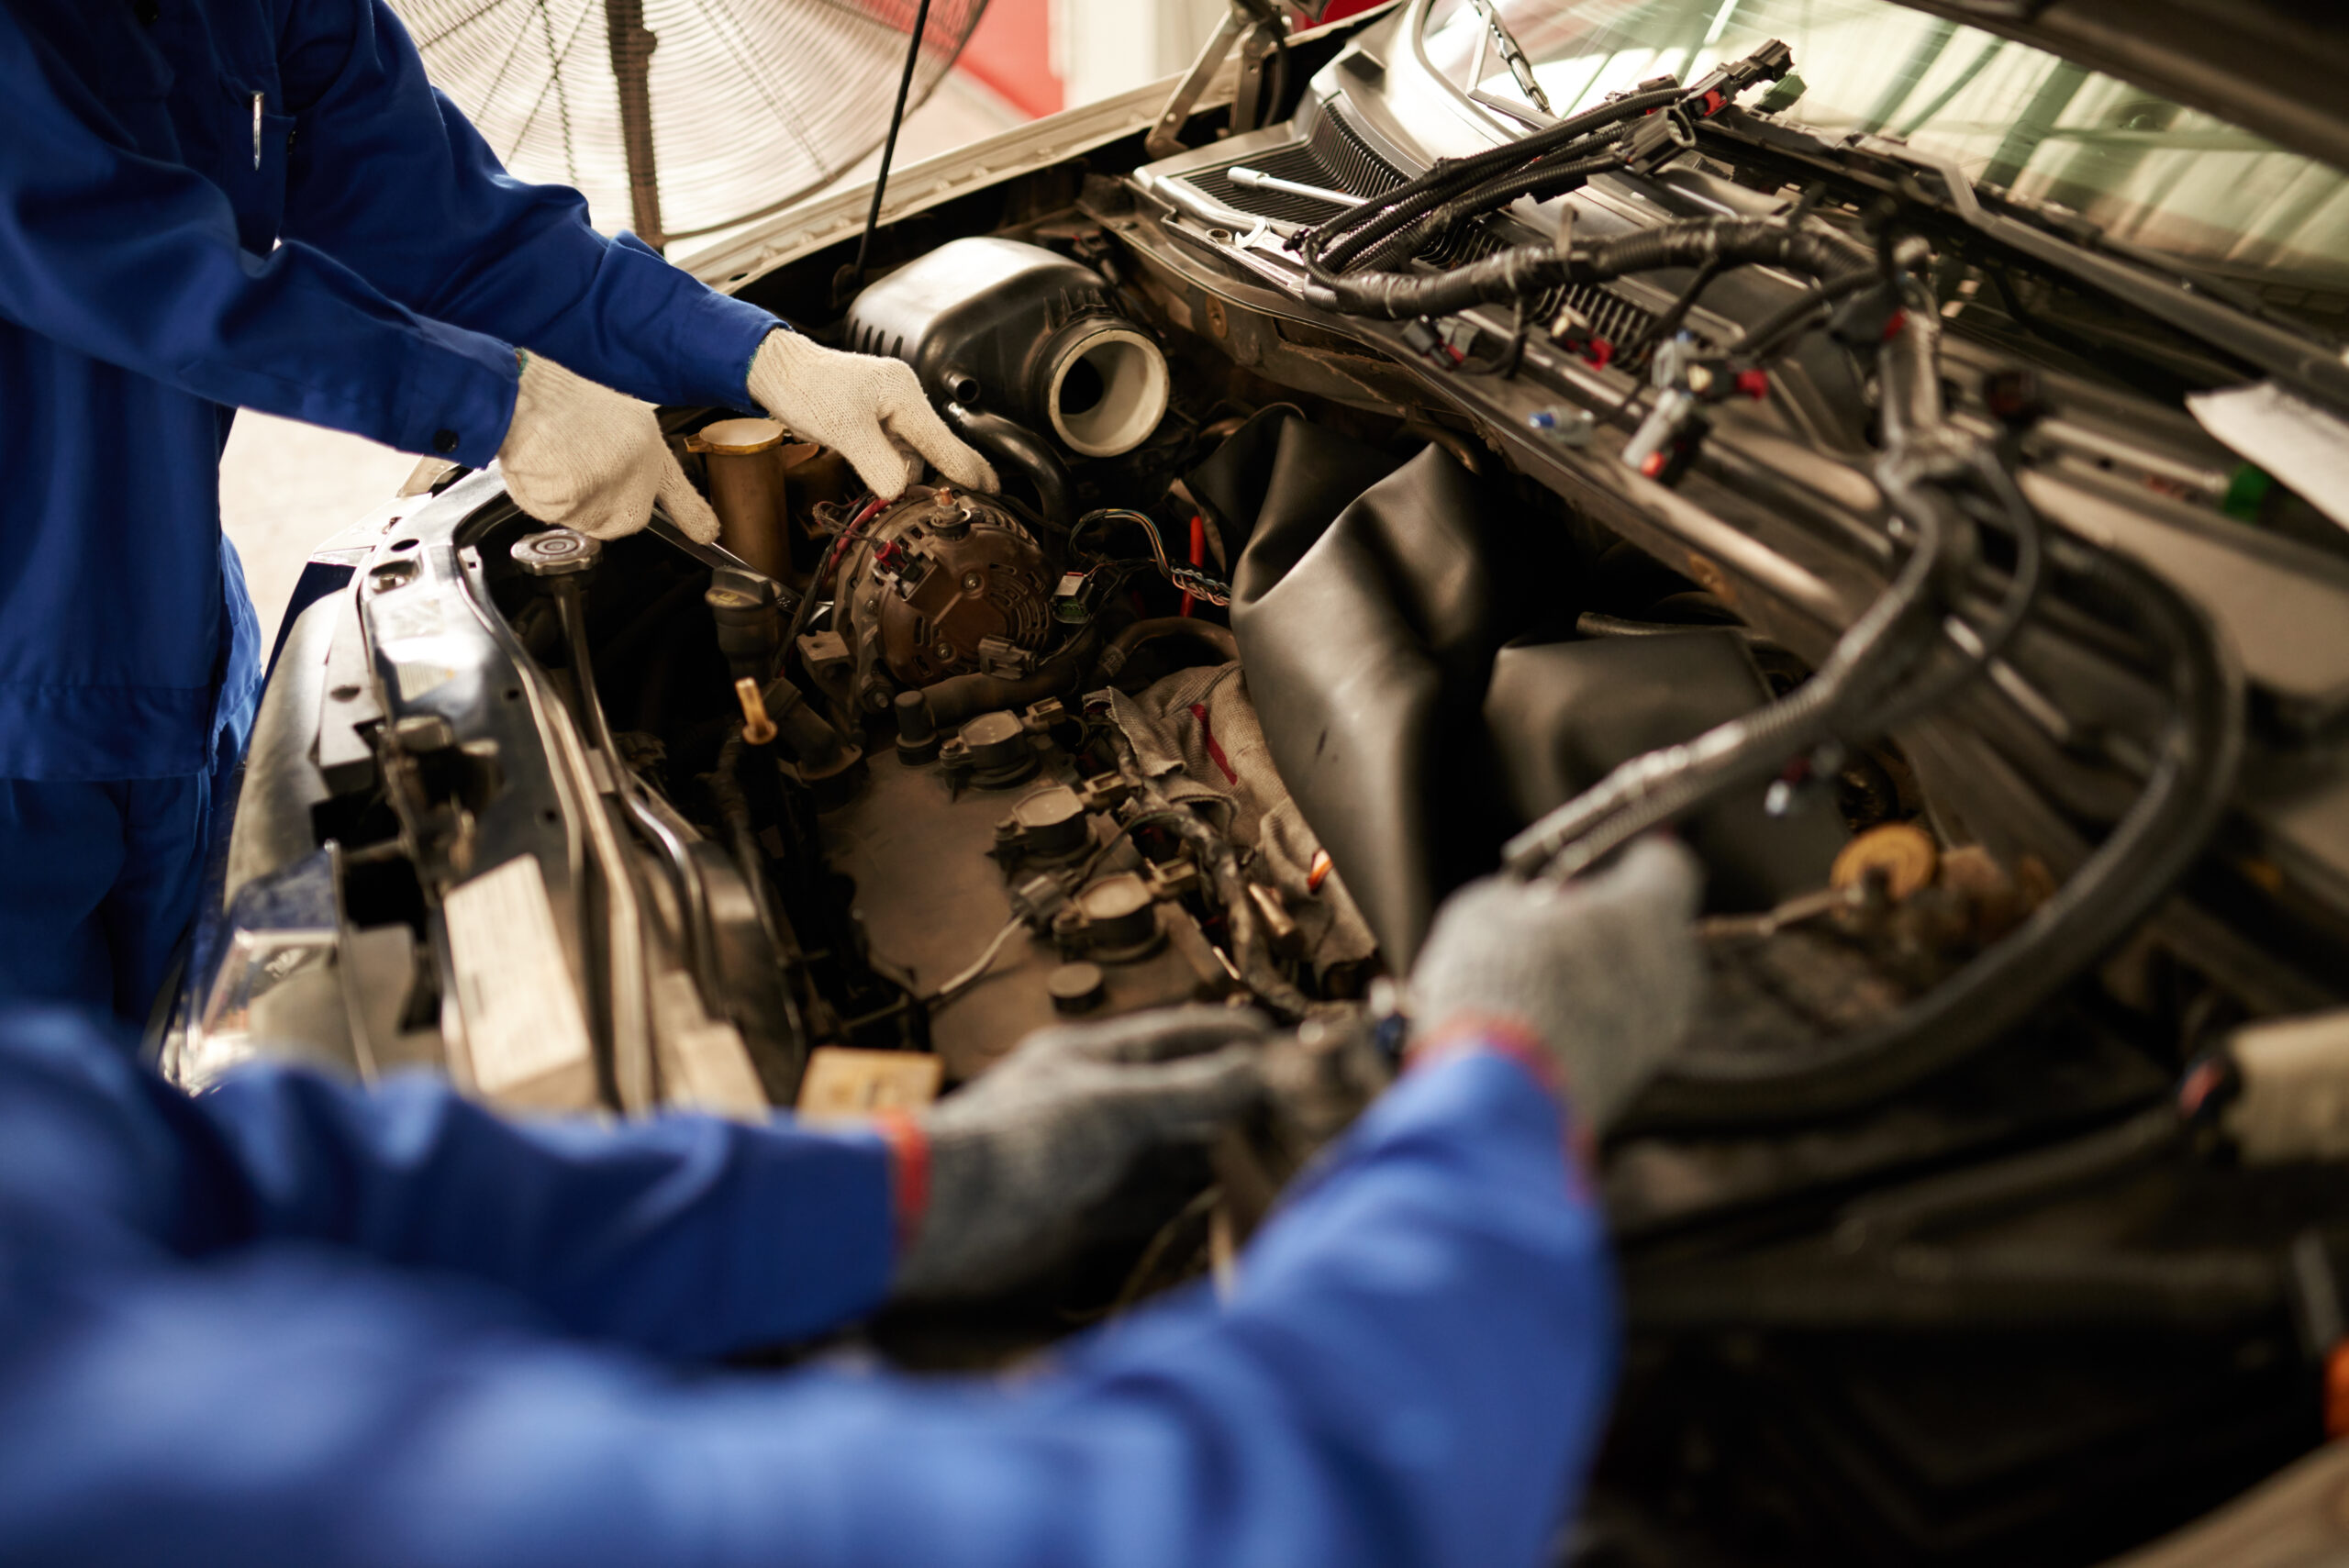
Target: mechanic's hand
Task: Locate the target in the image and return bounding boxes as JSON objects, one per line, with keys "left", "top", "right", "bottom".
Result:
{"left": 747, "top": 329, "right": 998, "bottom": 500}
{"left": 496, "top": 352, "right": 722, "bottom": 543}
{"left": 894, "top": 1006, "right": 1271, "bottom": 1299}
{"left": 1408, "top": 837, "right": 1704, "bottom": 1133}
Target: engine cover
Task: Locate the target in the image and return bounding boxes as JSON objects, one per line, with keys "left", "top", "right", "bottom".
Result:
{"left": 842, "top": 487, "right": 1056, "bottom": 691}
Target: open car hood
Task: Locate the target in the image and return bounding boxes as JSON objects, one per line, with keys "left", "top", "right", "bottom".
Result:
{"left": 1901, "top": 0, "right": 2349, "bottom": 173}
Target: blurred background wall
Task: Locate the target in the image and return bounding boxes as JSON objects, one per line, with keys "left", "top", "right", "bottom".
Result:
{"left": 223, "top": 0, "right": 1236, "bottom": 644}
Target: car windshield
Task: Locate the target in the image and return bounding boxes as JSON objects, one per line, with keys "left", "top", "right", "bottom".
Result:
{"left": 1420, "top": 0, "right": 2349, "bottom": 314}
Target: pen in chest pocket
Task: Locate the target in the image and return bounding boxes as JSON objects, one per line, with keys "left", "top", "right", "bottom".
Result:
{"left": 252, "top": 91, "right": 262, "bottom": 170}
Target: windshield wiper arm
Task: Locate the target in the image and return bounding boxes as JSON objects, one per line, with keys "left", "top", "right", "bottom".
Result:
{"left": 1467, "top": 0, "right": 1554, "bottom": 116}
{"left": 1876, "top": 137, "right": 2348, "bottom": 355}
{"left": 2054, "top": 221, "right": 2338, "bottom": 352}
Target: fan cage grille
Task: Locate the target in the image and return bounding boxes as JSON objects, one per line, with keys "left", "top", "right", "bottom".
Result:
{"left": 394, "top": 0, "right": 985, "bottom": 242}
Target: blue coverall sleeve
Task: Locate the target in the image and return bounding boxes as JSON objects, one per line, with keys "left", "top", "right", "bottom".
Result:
{"left": 0, "top": 1003, "right": 1614, "bottom": 1568}
{"left": 0, "top": 1006, "right": 895, "bottom": 1359}
{"left": 0, "top": 6, "right": 519, "bottom": 467}
{"left": 275, "top": 1, "right": 782, "bottom": 414}
{"left": 169, "top": 1063, "right": 901, "bottom": 1358}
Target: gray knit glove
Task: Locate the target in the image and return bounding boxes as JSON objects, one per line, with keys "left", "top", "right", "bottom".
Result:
{"left": 894, "top": 1006, "right": 1271, "bottom": 1299}
{"left": 1408, "top": 838, "right": 1705, "bottom": 1132}
{"left": 496, "top": 352, "right": 723, "bottom": 543}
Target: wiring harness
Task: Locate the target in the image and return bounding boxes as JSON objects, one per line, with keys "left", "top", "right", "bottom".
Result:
{"left": 1289, "top": 88, "right": 2250, "bottom": 1125}
{"left": 1294, "top": 40, "right": 1793, "bottom": 282}
{"left": 1071, "top": 508, "right": 1232, "bottom": 606}
{"left": 1456, "top": 226, "right": 2245, "bottom": 1129}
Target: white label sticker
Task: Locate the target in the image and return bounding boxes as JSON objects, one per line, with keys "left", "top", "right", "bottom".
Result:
{"left": 369, "top": 593, "right": 447, "bottom": 645}
{"left": 442, "top": 855, "right": 594, "bottom": 1097}
{"left": 2187, "top": 381, "right": 2349, "bottom": 532}
{"left": 394, "top": 660, "right": 459, "bottom": 701}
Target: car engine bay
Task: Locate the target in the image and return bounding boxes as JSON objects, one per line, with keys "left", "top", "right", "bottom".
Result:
{"left": 178, "top": 6, "right": 2349, "bottom": 1562}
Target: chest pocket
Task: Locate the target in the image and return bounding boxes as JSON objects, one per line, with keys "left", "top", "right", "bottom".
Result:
{"left": 209, "top": 82, "right": 294, "bottom": 256}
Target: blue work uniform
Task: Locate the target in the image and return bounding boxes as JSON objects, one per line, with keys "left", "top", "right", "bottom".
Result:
{"left": 0, "top": 0, "right": 780, "bottom": 1021}
{"left": 0, "top": 1005, "right": 1617, "bottom": 1566}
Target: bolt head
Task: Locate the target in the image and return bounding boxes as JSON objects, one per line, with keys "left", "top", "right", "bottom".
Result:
{"left": 392, "top": 714, "right": 456, "bottom": 752}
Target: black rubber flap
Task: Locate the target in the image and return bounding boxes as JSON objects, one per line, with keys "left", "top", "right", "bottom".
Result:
{"left": 1230, "top": 431, "right": 1516, "bottom": 966}
{"left": 1189, "top": 407, "right": 1402, "bottom": 564}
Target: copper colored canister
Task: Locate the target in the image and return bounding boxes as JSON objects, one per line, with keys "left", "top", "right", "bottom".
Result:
{"left": 685, "top": 417, "right": 795, "bottom": 581}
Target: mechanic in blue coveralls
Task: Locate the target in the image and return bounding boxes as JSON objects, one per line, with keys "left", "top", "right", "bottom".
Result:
{"left": 0, "top": 824, "right": 1703, "bottom": 1566}
{"left": 0, "top": 5, "right": 1709, "bottom": 1562}
{"left": 0, "top": 0, "right": 993, "bottom": 1023}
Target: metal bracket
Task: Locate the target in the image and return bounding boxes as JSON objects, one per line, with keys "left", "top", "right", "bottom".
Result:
{"left": 1145, "top": 0, "right": 1286, "bottom": 160}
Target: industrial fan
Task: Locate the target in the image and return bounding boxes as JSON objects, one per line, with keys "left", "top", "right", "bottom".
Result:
{"left": 389, "top": 0, "right": 989, "bottom": 250}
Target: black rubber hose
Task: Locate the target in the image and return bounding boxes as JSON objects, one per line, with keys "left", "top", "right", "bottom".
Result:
{"left": 1865, "top": 444, "right": 2048, "bottom": 732}
{"left": 1342, "top": 146, "right": 1621, "bottom": 275}
{"left": 1575, "top": 612, "right": 1787, "bottom": 656}
{"left": 1502, "top": 308, "right": 1972, "bottom": 882}
{"left": 761, "top": 682, "right": 850, "bottom": 773}
{"left": 1502, "top": 493, "right": 1956, "bottom": 882}
{"left": 708, "top": 731, "right": 787, "bottom": 951}
{"left": 1629, "top": 1244, "right": 2281, "bottom": 1333}
{"left": 1353, "top": 151, "right": 1624, "bottom": 274}
{"left": 1731, "top": 268, "right": 1876, "bottom": 363}
{"left": 942, "top": 403, "right": 1074, "bottom": 533}
{"left": 1308, "top": 217, "right": 1872, "bottom": 320}
{"left": 1832, "top": 1104, "right": 2181, "bottom": 1250}
{"left": 1627, "top": 537, "right": 2243, "bottom": 1130}
{"left": 921, "top": 626, "right": 1102, "bottom": 729}
{"left": 1098, "top": 617, "right": 1239, "bottom": 681}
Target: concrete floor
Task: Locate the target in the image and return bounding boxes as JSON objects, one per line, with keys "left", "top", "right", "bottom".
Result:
{"left": 219, "top": 417, "right": 419, "bottom": 648}
{"left": 220, "top": 73, "right": 1023, "bottom": 646}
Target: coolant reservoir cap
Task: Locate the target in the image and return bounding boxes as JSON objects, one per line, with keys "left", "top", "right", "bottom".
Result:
{"left": 511, "top": 528, "right": 601, "bottom": 576}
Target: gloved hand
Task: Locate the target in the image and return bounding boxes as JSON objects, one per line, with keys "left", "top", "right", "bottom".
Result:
{"left": 747, "top": 329, "right": 998, "bottom": 500}
{"left": 496, "top": 352, "right": 722, "bottom": 543}
{"left": 894, "top": 1006, "right": 1271, "bottom": 1299}
{"left": 1408, "top": 837, "right": 1705, "bottom": 1132}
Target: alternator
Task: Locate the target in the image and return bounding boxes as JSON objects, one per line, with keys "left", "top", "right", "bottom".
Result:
{"left": 837, "top": 487, "right": 1057, "bottom": 708}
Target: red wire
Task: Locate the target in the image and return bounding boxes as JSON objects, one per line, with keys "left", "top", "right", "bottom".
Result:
{"left": 1181, "top": 513, "right": 1206, "bottom": 617}
{"left": 818, "top": 495, "right": 891, "bottom": 595}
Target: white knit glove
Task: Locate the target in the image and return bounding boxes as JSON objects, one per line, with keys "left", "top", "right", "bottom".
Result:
{"left": 496, "top": 353, "right": 722, "bottom": 543}
{"left": 1409, "top": 838, "right": 1705, "bottom": 1132}
{"left": 747, "top": 329, "right": 997, "bottom": 499}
